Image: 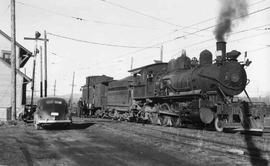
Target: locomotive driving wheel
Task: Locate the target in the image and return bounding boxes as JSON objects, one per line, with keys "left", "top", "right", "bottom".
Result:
{"left": 159, "top": 103, "right": 181, "bottom": 127}
{"left": 158, "top": 103, "right": 170, "bottom": 126}
{"left": 214, "top": 117, "right": 224, "bottom": 132}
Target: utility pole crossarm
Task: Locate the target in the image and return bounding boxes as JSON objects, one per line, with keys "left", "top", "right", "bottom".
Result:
{"left": 24, "top": 37, "right": 49, "bottom": 41}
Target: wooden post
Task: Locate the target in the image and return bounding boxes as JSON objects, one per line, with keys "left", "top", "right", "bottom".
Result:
{"left": 53, "top": 80, "right": 56, "bottom": 96}
{"left": 30, "top": 51, "right": 37, "bottom": 110}
{"left": 44, "top": 30, "right": 48, "bottom": 97}
{"left": 160, "top": 45, "right": 163, "bottom": 62}
{"left": 87, "top": 77, "right": 90, "bottom": 107}
{"left": 40, "top": 46, "right": 43, "bottom": 97}
{"left": 10, "top": 0, "right": 17, "bottom": 120}
{"left": 70, "top": 72, "right": 75, "bottom": 110}
{"left": 130, "top": 57, "right": 133, "bottom": 70}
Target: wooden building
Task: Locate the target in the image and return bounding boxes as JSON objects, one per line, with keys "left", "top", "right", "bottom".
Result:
{"left": 0, "top": 29, "right": 32, "bottom": 121}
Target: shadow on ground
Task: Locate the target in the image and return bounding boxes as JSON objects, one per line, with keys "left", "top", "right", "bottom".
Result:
{"left": 242, "top": 102, "right": 268, "bottom": 166}
{"left": 41, "top": 122, "right": 95, "bottom": 130}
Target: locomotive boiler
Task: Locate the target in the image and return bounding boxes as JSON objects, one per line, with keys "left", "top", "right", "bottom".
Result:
{"left": 162, "top": 42, "right": 247, "bottom": 97}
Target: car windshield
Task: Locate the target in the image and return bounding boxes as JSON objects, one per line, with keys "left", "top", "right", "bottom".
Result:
{"left": 39, "top": 99, "right": 66, "bottom": 113}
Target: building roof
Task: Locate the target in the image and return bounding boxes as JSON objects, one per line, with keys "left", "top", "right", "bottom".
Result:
{"left": 0, "top": 58, "right": 31, "bottom": 83}
{"left": 0, "top": 29, "right": 32, "bottom": 67}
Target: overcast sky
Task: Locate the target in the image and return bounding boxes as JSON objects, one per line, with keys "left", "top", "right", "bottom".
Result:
{"left": 0, "top": 0, "right": 269, "bottom": 97}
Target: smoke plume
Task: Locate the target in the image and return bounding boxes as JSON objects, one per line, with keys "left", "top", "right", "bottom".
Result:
{"left": 214, "top": 0, "right": 248, "bottom": 41}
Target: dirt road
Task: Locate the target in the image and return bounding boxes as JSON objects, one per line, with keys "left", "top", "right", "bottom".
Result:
{"left": 0, "top": 118, "right": 266, "bottom": 166}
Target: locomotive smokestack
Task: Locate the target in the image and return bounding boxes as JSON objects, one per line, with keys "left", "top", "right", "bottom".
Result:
{"left": 216, "top": 41, "right": 226, "bottom": 57}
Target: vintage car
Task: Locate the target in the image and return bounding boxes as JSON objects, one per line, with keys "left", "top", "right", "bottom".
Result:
{"left": 34, "top": 97, "right": 72, "bottom": 129}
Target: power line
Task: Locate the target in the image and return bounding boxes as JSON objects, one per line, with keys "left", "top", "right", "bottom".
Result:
{"left": 0, "top": 3, "right": 10, "bottom": 20}
{"left": 47, "top": 32, "right": 159, "bottom": 49}
{"left": 175, "top": 5, "right": 270, "bottom": 40}
{"left": 17, "top": 1, "right": 83, "bottom": 20}
{"left": 98, "top": 0, "right": 182, "bottom": 28}
{"left": 169, "top": 0, "right": 266, "bottom": 34}
{"left": 114, "top": 0, "right": 268, "bottom": 55}
{"left": 247, "top": 45, "right": 270, "bottom": 53}
{"left": 105, "top": 5, "right": 270, "bottom": 58}
{"left": 169, "top": 31, "right": 270, "bottom": 59}
{"left": 183, "top": 23, "right": 270, "bottom": 49}
{"left": 97, "top": 0, "right": 203, "bottom": 33}
{"left": 16, "top": 1, "right": 175, "bottom": 31}
{"left": 121, "top": 5, "right": 270, "bottom": 57}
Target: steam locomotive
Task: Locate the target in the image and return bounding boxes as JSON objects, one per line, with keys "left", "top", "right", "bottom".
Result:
{"left": 81, "top": 41, "right": 266, "bottom": 132}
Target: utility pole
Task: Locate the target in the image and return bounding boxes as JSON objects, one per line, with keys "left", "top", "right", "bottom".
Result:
{"left": 53, "top": 80, "right": 56, "bottom": 96}
{"left": 130, "top": 57, "right": 133, "bottom": 70}
{"left": 25, "top": 31, "right": 46, "bottom": 110}
{"left": 44, "top": 30, "right": 48, "bottom": 97}
{"left": 10, "top": 0, "right": 17, "bottom": 120}
{"left": 30, "top": 50, "right": 37, "bottom": 110}
{"left": 70, "top": 72, "right": 75, "bottom": 110}
{"left": 40, "top": 46, "right": 43, "bottom": 98}
{"left": 87, "top": 77, "right": 89, "bottom": 108}
{"left": 160, "top": 45, "right": 163, "bottom": 62}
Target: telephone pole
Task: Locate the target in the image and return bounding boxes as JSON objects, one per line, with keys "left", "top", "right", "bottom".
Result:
{"left": 160, "top": 45, "right": 163, "bottom": 62}
{"left": 40, "top": 46, "right": 43, "bottom": 97}
{"left": 70, "top": 72, "right": 75, "bottom": 110}
{"left": 44, "top": 30, "right": 48, "bottom": 97}
{"left": 25, "top": 31, "right": 47, "bottom": 110}
{"left": 30, "top": 50, "right": 37, "bottom": 109}
{"left": 53, "top": 80, "right": 56, "bottom": 96}
{"left": 10, "top": 0, "right": 17, "bottom": 120}
{"left": 130, "top": 57, "right": 133, "bottom": 70}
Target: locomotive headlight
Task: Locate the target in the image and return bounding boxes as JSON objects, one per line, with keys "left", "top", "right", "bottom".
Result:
{"left": 231, "top": 73, "right": 240, "bottom": 83}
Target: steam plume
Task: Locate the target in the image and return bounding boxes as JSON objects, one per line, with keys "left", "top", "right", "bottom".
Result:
{"left": 214, "top": 0, "right": 248, "bottom": 41}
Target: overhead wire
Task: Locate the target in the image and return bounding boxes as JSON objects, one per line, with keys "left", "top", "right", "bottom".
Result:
{"left": 171, "top": 30, "right": 270, "bottom": 59}
{"left": 97, "top": 0, "right": 204, "bottom": 33}
{"left": 175, "top": 5, "right": 270, "bottom": 40}
{"left": 183, "top": 23, "right": 270, "bottom": 49}
{"left": 16, "top": 1, "right": 270, "bottom": 69}
{"left": 113, "top": 0, "right": 268, "bottom": 56}
{"left": 98, "top": 0, "right": 184, "bottom": 28}
{"left": 0, "top": 3, "right": 10, "bottom": 20}
{"left": 16, "top": 1, "right": 175, "bottom": 31}
{"left": 47, "top": 32, "right": 159, "bottom": 49}
{"left": 119, "top": 5, "right": 270, "bottom": 58}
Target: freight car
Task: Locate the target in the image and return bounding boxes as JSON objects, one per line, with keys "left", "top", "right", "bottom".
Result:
{"left": 81, "top": 75, "right": 113, "bottom": 116}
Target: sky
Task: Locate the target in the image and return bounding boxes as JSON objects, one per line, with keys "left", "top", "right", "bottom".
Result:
{"left": 0, "top": 0, "right": 269, "bottom": 97}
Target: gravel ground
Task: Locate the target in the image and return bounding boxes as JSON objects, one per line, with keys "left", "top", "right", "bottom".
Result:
{"left": 0, "top": 118, "right": 268, "bottom": 166}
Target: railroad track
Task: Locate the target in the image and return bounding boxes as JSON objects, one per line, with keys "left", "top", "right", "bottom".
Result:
{"left": 91, "top": 118, "right": 270, "bottom": 163}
